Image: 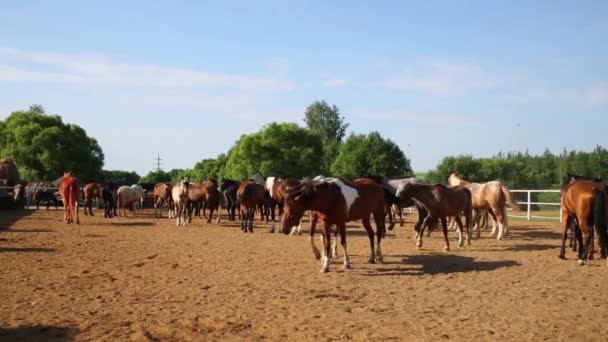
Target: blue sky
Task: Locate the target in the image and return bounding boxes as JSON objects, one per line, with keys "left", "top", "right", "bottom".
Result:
{"left": 1, "top": 1, "right": 607, "bottom": 176}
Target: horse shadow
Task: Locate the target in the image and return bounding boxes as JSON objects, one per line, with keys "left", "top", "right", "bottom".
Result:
{"left": 1, "top": 228, "right": 53, "bottom": 233}
{"left": 515, "top": 228, "right": 562, "bottom": 240}
{"left": 0, "top": 247, "right": 55, "bottom": 253}
{"left": 0, "top": 208, "right": 34, "bottom": 230}
{"left": 360, "top": 254, "right": 519, "bottom": 276}
{"left": 0, "top": 325, "right": 78, "bottom": 342}
{"left": 103, "top": 222, "right": 155, "bottom": 227}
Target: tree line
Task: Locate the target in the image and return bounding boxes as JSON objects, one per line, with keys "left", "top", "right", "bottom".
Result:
{"left": 1, "top": 102, "right": 413, "bottom": 185}
{"left": 425, "top": 146, "right": 608, "bottom": 189}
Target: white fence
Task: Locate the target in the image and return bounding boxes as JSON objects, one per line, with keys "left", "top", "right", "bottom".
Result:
{"left": 508, "top": 189, "right": 562, "bottom": 222}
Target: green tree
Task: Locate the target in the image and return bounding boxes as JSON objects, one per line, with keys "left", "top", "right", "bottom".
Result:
{"left": 139, "top": 170, "right": 172, "bottom": 184}
{"left": 0, "top": 105, "right": 104, "bottom": 181}
{"left": 102, "top": 170, "right": 141, "bottom": 185}
{"left": 303, "top": 100, "right": 349, "bottom": 173}
{"left": 222, "top": 122, "right": 324, "bottom": 179}
{"left": 330, "top": 131, "right": 412, "bottom": 179}
{"left": 191, "top": 154, "right": 228, "bottom": 182}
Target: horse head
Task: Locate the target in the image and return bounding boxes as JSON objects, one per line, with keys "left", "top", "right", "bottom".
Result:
{"left": 13, "top": 184, "right": 25, "bottom": 203}
{"left": 281, "top": 183, "right": 311, "bottom": 234}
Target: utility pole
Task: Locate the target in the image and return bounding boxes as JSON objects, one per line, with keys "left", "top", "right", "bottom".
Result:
{"left": 154, "top": 153, "right": 163, "bottom": 171}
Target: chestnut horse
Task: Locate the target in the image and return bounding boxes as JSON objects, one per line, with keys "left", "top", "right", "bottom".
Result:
{"left": 83, "top": 183, "right": 101, "bottom": 216}
{"left": 153, "top": 183, "right": 173, "bottom": 218}
{"left": 448, "top": 173, "right": 519, "bottom": 240}
{"left": 237, "top": 180, "right": 266, "bottom": 232}
{"left": 559, "top": 179, "right": 608, "bottom": 265}
{"left": 282, "top": 177, "right": 387, "bottom": 273}
{"left": 59, "top": 172, "right": 80, "bottom": 224}
{"left": 396, "top": 183, "right": 472, "bottom": 251}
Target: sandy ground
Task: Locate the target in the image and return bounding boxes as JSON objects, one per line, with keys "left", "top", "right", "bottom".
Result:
{"left": 1, "top": 208, "right": 607, "bottom": 342}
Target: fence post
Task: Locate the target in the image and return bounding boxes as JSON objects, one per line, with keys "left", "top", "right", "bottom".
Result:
{"left": 526, "top": 191, "right": 531, "bottom": 221}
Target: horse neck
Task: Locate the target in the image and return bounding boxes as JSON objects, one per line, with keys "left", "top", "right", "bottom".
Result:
{"left": 407, "top": 186, "right": 434, "bottom": 207}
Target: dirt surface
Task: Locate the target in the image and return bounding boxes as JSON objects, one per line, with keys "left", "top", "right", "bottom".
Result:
{"left": 1, "top": 209, "right": 607, "bottom": 341}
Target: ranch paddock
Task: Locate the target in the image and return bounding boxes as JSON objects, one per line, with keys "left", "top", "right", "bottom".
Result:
{"left": 1, "top": 210, "right": 606, "bottom": 341}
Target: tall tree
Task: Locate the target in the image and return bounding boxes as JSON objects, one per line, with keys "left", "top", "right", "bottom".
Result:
{"left": 139, "top": 170, "right": 171, "bottom": 184}
{"left": 222, "top": 122, "right": 324, "bottom": 179}
{"left": 0, "top": 105, "right": 104, "bottom": 181}
{"left": 330, "top": 131, "right": 412, "bottom": 179}
{"left": 303, "top": 100, "right": 349, "bottom": 173}
{"left": 102, "top": 170, "right": 141, "bottom": 185}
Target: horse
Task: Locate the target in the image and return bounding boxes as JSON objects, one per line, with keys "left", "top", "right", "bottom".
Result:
{"left": 448, "top": 173, "right": 519, "bottom": 240}
{"left": 237, "top": 180, "right": 267, "bottom": 232}
{"left": 82, "top": 183, "right": 101, "bottom": 216}
{"left": 559, "top": 179, "right": 608, "bottom": 265}
{"left": 564, "top": 174, "right": 608, "bottom": 251}
{"left": 388, "top": 177, "right": 428, "bottom": 227}
{"left": 282, "top": 177, "right": 388, "bottom": 273}
{"left": 200, "top": 180, "right": 222, "bottom": 224}
{"left": 12, "top": 184, "right": 25, "bottom": 208}
{"left": 100, "top": 182, "right": 115, "bottom": 218}
{"left": 59, "top": 172, "right": 80, "bottom": 224}
{"left": 220, "top": 179, "right": 241, "bottom": 221}
{"left": 153, "top": 183, "right": 173, "bottom": 218}
{"left": 32, "top": 189, "right": 61, "bottom": 210}
{"left": 186, "top": 181, "right": 222, "bottom": 223}
{"left": 397, "top": 183, "right": 472, "bottom": 251}
{"left": 116, "top": 185, "right": 145, "bottom": 217}
{"left": 131, "top": 184, "right": 146, "bottom": 210}
{"left": 172, "top": 178, "right": 190, "bottom": 226}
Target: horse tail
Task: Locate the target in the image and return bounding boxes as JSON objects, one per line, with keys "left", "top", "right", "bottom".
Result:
{"left": 238, "top": 184, "right": 250, "bottom": 204}
{"left": 593, "top": 189, "right": 607, "bottom": 252}
{"left": 68, "top": 182, "right": 74, "bottom": 220}
{"left": 501, "top": 184, "right": 520, "bottom": 211}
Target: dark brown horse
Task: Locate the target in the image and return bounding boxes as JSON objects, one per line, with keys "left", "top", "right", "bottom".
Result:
{"left": 559, "top": 180, "right": 608, "bottom": 265}
{"left": 281, "top": 177, "right": 387, "bottom": 273}
{"left": 220, "top": 179, "right": 241, "bottom": 221}
{"left": 237, "top": 180, "right": 267, "bottom": 232}
{"left": 83, "top": 183, "right": 101, "bottom": 216}
{"left": 200, "top": 180, "right": 222, "bottom": 224}
{"left": 397, "top": 183, "right": 472, "bottom": 251}
{"left": 265, "top": 177, "right": 302, "bottom": 233}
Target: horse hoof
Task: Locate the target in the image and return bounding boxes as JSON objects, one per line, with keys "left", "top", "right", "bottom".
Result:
{"left": 444, "top": 247, "right": 450, "bottom": 252}
{"left": 368, "top": 258, "right": 376, "bottom": 264}
{"left": 344, "top": 264, "right": 351, "bottom": 270}
{"left": 577, "top": 259, "right": 585, "bottom": 266}
{"left": 558, "top": 255, "right": 566, "bottom": 260}
{"left": 320, "top": 268, "right": 329, "bottom": 273}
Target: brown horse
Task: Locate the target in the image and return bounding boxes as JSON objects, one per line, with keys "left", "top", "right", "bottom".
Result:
{"left": 82, "top": 183, "right": 101, "bottom": 216}
{"left": 198, "top": 180, "right": 222, "bottom": 224}
{"left": 397, "top": 183, "right": 472, "bottom": 251}
{"left": 265, "top": 177, "right": 303, "bottom": 233}
{"left": 559, "top": 180, "right": 608, "bottom": 265}
{"left": 153, "top": 183, "right": 173, "bottom": 218}
{"left": 282, "top": 177, "right": 387, "bottom": 273}
{"left": 59, "top": 172, "right": 80, "bottom": 224}
{"left": 448, "top": 173, "right": 519, "bottom": 240}
{"left": 237, "top": 180, "right": 267, "bottom": 232}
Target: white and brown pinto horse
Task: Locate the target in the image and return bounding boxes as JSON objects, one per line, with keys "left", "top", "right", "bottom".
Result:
{"left": 172, "top": 178, "right": 190, "bottom": 226}
{"left": 281, "top": 177, "right": 388, "bottom": 273}
{"left": 265, "top": 176, "right": 303, "bottom": 233}
{"left": 448, "top": 173, "right": 520, "bottom": 240}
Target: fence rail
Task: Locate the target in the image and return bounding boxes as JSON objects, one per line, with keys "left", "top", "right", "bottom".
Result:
{"left": 508, "top": 189, "right": 561, "bottom": 222}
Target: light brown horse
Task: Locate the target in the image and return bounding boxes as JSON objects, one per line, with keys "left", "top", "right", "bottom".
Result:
{"left": 397, "top": 183, "right": 472, "bottom": 251}
{"left": 448, "top": 173, "right": 519, "bottom": 240}
{"left": 193, "top": 180, "right": 222, "bottom": 224}
{"left": 153, "top": 183, "right": 173, "bottom": 218}
{"left": 559, "top": 180, "right": 608, "bottom": 265}
{"left": 59, "top": 172, "right": 80, "bottom": 224}
{"left": 237, "top": 180, "right": 267, "bottom": 232}
{"left": 282, "top": 177, "right": 387, "bottom": 273}
{"left": 83, "top": 183, "right": 101, "bottom": 216}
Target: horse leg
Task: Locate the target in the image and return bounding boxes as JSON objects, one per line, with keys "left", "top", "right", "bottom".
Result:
{"left": 83, "top": 198, "right": 88, "bottom": 216}
{"left": 248, "top": 208, "right": 254, "bottom": 232}
{"left": 488, "top": 208, "right": 498, "bottom": 237}
{"left": 331, "top": 227, "right": 339, "bottom": 258}
{"left": 320, "top": 223, "right": 332, "bottom": 272}
{"left": 338, "top": 223, "right": 350, "bottom": 269}
{"left": 416, "top": 215, "right": 431, "bottom": 249}
{"left": 373, "top": 210, "right": 386, "bottom": 263}
{"left": 579, "top": 219, "right": 592, "bottom": 265}
{"left": 441, "top": 217, "right": 450, "bottom": 251}
{"left": 386, "top": 204, "right": 395, "bottom": 233}
{"left": 494, "top": 206, "right": 505, "bottom": 240}
{"left": 88, "top": 199, "right": 94, "bottom": 216}
{"left": 362, "top": 218, "right": 376, "bottom": 263}
{"left": 74, "top": 200, "right": 80, "bottom": 224}
{"left": 309, "top": 214, "right": 321, "bottom": 260}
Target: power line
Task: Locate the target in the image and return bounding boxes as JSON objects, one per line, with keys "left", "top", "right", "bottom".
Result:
{"left": 154, "top": 153, "right": 163, "bottom": 171}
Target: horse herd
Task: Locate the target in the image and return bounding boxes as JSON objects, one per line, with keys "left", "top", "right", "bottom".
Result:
{"left": 9, "top": 171, "right": 608, "bottom": 272}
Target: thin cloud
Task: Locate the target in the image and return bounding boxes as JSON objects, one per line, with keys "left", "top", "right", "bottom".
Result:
{"left": 379, "top": 62, "right": 494, "bottom": 96}
{"left": 320, "top": 72, "right": 348, "bottom": 87}
{"left": 351, "top": 110, "right": 481, "bottom": 127}
{"left": 0, "top": 47, "right": 294, "bottom": 91}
